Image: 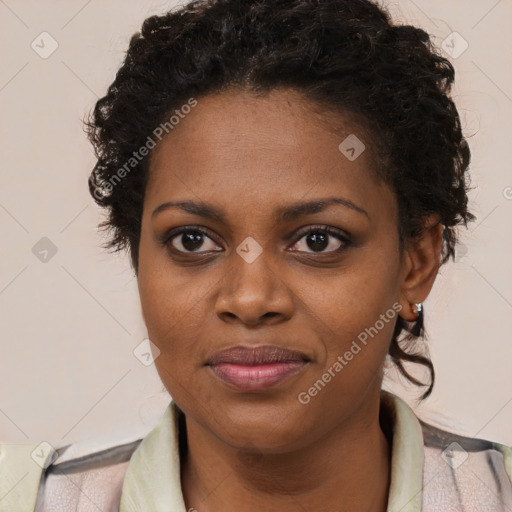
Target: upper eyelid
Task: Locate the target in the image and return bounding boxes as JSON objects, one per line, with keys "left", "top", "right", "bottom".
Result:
{"left": 292, "top": 225, "right": 351, "bottom": 241}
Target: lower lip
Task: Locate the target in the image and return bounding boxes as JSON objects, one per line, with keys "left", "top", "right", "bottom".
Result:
{"left": 209, "top": 361, "right": 307, "bottom": 391}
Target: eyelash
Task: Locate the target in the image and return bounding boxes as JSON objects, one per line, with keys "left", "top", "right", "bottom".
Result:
{"left": 161, "top": 224, "right": 353, "bottom": 256}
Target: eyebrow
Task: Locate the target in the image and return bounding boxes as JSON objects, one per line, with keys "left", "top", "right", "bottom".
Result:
{"left": 152, "top": 197, "right": 369, "bottom": 222}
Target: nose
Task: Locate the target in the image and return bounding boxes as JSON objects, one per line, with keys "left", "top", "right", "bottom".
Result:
{"left": 214, "top": 246, "right": 294, "bottom": 327}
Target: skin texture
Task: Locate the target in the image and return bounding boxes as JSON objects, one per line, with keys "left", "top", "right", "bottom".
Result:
{"left": 137, "top": 88, "right": 443, "bottom": 512}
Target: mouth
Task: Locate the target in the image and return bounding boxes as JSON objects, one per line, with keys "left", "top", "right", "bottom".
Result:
{"left": 206, "top": 345, "right": 310, "bottom": 392}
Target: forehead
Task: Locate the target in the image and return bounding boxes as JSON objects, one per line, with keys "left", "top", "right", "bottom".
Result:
{"left": 145, "top": 88, "right": 393, "bottom": 221}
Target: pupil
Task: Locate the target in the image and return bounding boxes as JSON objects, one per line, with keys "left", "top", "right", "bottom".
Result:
{"left": 307, "top": 232, "right": 328, "bottom": 251}
{"left": 182, "top": 231, "right": 203, "bottom": 251}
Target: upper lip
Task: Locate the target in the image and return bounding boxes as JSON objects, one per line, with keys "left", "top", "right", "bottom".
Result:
{"left": 207, "top": 345, "right": 310, "bottom": 366}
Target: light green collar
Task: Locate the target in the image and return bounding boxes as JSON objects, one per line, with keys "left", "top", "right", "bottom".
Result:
{"left": 383, "top": 390, "right": 424, "bottom": 512}
{"left": 119, "top": 399, "right": 187, "bottom": 511}
{"left": 0, "top": 443, "right": 57, "bottom": 512}
{"left": 119, "top": 390, "right": 424, "bottom": 512}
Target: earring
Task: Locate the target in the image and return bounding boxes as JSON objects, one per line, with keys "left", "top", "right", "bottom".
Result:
{"left": 410, "top": 302, "right": 423, "bottom": 337}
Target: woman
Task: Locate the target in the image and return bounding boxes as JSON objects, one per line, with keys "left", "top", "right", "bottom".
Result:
{"left": 1, "top": 0, "right": 510, "bottom": 510}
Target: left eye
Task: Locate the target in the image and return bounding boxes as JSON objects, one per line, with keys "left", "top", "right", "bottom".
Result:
{"left": 290, "top": 227, "right": 349, "bottom": 254}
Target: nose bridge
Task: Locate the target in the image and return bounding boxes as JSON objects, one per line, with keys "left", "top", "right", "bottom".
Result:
{"left": 215, "top": 236, "right": 292, "bottom": 322}
{"left": 228, "top": 236, "right": 275, "bottom": 296}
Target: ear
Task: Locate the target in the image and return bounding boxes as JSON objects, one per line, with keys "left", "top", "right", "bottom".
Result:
{"left": 398, "top": 215, "right": 444, "bottom": 321}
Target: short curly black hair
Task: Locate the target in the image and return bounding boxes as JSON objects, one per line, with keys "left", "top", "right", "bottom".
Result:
{"left": 86, "top": 0, "right": 475, "bottom": 400}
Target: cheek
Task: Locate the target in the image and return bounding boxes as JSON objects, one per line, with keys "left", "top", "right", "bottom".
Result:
{"left": 138, "top": 264, "right": 207, "bottom": 403}
{"left": 138, "top": 226, "right": 192, "bottom": 336}
{"left": 299, "top": 250, "right": 401, "bottom": 380}
{"left": 137, "top": 236, "right": 220, "bottom": 378}
{"left": 138, "top": 269, "right": 203, "bottom": 355}
{"left": 137, "top": 235, "right": 184, "bottom": 359}
{"left": 304, "top": 281, "right": 398, "bottom": 360}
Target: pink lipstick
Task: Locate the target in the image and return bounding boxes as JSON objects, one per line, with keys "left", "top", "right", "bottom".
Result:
{"left": 207, "top": 345, "right": 309, "bottom": 391}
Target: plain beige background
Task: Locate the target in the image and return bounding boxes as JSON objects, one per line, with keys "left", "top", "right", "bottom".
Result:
{"left": 1, "top": 0, "right": 511, "bottom": 450}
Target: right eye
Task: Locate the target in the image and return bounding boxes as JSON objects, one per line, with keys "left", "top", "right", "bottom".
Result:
{"left": 163, "top": 227, "right": 223, "bottom": 254}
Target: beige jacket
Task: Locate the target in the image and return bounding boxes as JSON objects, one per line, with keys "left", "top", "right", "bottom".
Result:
{"left": 1, "top": 390, "right": 511, "bottom": 511}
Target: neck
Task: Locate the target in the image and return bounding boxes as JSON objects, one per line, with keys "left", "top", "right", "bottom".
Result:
{"left": 180, "top": 391, "right": 392, "bottom": 512}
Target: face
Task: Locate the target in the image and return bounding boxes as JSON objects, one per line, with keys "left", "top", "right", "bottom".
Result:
{"left": 137, "top": 88, "right": 407, "bottom": 453}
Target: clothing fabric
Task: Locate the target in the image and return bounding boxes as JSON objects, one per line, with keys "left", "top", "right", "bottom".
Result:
{"left": 1, "top": 390, "right": 510, "bottom": 511}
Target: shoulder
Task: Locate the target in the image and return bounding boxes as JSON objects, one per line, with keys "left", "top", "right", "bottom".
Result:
{"left": 419, "top": 420, "right": 512, "bottom": 511}
{"left": 37, "top": 438, "right": 142, "bottom": 512}
{"left": 0, "top": 438, "right": 142, "bottom": 512}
